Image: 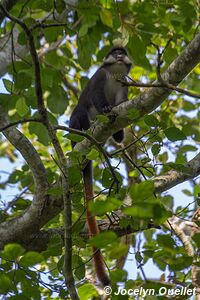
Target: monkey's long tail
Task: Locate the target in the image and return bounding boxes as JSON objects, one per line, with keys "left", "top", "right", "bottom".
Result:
{"left": 83, "top": 161, "right": 110, "bottom": 286}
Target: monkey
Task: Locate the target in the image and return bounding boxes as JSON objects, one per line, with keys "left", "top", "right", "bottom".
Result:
{"left": 69, "top": 46, "right": 132, "bottom": 286}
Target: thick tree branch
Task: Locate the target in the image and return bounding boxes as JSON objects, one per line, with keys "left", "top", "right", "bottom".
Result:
{"left": 154, "top": 152, "right": 200, "bottom": 193}
{"left": 13, "top": 219, "right": 155, "bottom": 252}
{"left": 0, "top": 104, "right": 50, "bottom": 243}
{"left": 0, "top": 105, "right": 48, "bottom": 200}
{"left": 165, "top": 216, "right": 195, "bottom": 256}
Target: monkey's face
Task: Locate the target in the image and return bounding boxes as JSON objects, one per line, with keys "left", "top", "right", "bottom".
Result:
{"left": 103, "top": 47, "right": 132, "bottom": 75}
{"left": 112, "top": 49, "right": 129, "bottom": 63}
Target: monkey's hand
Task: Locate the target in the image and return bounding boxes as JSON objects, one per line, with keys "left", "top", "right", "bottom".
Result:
{"left": 102, "top": 105, "right": 113, "bottom": 114}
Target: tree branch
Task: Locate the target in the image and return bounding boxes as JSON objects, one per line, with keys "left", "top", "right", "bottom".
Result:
{"left": 0, "top": 105, "right": 48, "bottom": 200}
{"left": 0, "top": 117, "right": 42, "bottom": 132}
{"left": 154, "top": 152, "right": 200, "bottom": 193}
{"left": 122, "top": 78, "right": 200, "bottom": 99}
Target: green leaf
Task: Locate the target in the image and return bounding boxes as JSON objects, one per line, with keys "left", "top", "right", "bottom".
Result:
{"left": 79, "top": 24, "right": 89, "bottom": 37}
{"left": 68, "top": 166, "right": 82, "bottom": 185}
{"left": 170, "top": 256, "right": 193, "bottom": 271}
{"left": 3, "top": 244, "right": 25, "bottom": 260}
{"left": 8, "top": 170, "right": 23, "bottom": 184}
{"left": 124, "top": 203, "right": 154, "bottom": 219}
{"left": 167, "top": 163, "right": 191, "bottom": 173}
{"left": 43, "top": 235, "right": 62, "bottom": 258}
{"left": 73, "top": 255, "right": 85, "bottom": 280}
{"left": 66, "top": 133, "right": 84, "bottom": 143}
{"left": 90, "top": 231, "right": 117, "bottom": 248}
{"left": 128, "top": 108, "right": 140, "bottom": 120}
{"left": 102, "top": 168, "right": 122, "bottom": 189}
{"left": 48, "top": 186, "right": 63, "bottom": 196}
{"left": 47, "top": 87, "right": 69, "bottom": 114}
{"left": 78, "top": 284, "right": 98, "bottom": 300}
{"left": 3, "top": 78, "right": 13, "bottom": 93}
{"left": 90, "top": 197, "right": 122, "bottom": 215}
{"left": 19, "top": 252, "right": 44, "bottom": 267}
{"left": 29, "top": 122, "right": 50, "bottom": 146}
{"left": 194, "top": 185, "right": 200, "bottom": 197}
{"left": 157, "top": 234, "right": 175, "bottom": 249}
{"left": 135, "top": 251, "right": 143, "bottom": 263}
{"left": 164, "top": 127, "right": 186, "bottom": 141}
{"left": 20, "top": 276, "right": 41, "bottom": 298}
{"left": 16, "top": 98, "right": 29, "bottom": 117}
{"left": 56, "top": 0, "right": 65, "bottom": 13}
{"left": 96, "top": 115, "right": 110, "bottom": 123}
{"left": 144, "top": 115, "right": 159, "bottom": 127}
{"left": 57, "top": 255, "right": 64, "bottom": 274}
{"left": 100, "top": 9, "right": 113, "bottom": 27}
{"left": 129, "top": 181, "right": 154, "bottom": 201}
{"left": 182, "top": 100, "right": 196, "bottom": 111}
{"left": 110, "top": 269, "right": 127, "bottom": 282}
{"left": 0, "top": 274, "right": 12, "bottom": 294}
{"left": 109, "top": 244, "right": 129, "bottom": 260}
{"left": 44, "top": 26, "right": 63, "bottom": 43}
{"left": 151, "top": 143, "right": 161, "bottom": 156}
{"left": 86, "top": 148, "right": 99, "bottom": 160}
{"left": 124, "top": 202, "right": 171, "bottom": 221}
{"left": 14, "top": 72, "right": 32, "bottom": 90}
{"left": 181, "top": 145, "right": 197, "bottom": 152}
{"left": 192, "top": 233, "right": 200, "bottom": 248}
{"left": 182, "top": 189, "right": 193, "bottom": 196}
{"left": 77, "top": 36, "right": 93, "bottom": 69}
{"left": 18, "top": 31, "right": 27, "bottom": 45}
{"left": 128, "top": 35, "right": 151, "bottom": 70}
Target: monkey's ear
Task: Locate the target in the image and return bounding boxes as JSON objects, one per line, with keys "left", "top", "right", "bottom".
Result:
{"left": 103, "top": 54, "right": 116, "bottom": 65}
{"left": 124, "top": 55, "right": 132, "bottom": 66}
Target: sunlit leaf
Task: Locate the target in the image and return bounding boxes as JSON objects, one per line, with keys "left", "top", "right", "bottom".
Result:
{"left": 100, "top": 9, "right": 113, "bottom": 27}
{"left": 19, "top": 252, "right": 44, "bottom": 267}
{"left": 78, "top": 284, "right": 98, "bottom": 299}
{"left": 2, "top": 244, "right": 25, "bottom": 260}
{"left": 16, "top": 98, "right": 29, "bottom": 117}
{"left": 90, "top": 231, "right": 117, "bottom": 248}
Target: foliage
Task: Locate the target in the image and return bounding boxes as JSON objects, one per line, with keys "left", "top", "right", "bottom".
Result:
{"left": 0, "top": 0, "right": 199, "bottom": 299}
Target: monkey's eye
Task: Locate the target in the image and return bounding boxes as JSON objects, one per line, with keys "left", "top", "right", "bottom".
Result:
{"left": 113, "top": 50, "right": 123, "bottom": 58}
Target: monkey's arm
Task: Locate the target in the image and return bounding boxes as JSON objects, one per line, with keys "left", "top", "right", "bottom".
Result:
{"left": 90, "top": 68, "right": 112, "bottom": 113}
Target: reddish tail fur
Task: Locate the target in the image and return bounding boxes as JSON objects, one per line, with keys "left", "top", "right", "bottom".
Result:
{"left": 83, "top": 162, "right": 110, "bottom": 286}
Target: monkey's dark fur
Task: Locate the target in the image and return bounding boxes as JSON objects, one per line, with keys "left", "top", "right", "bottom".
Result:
{"left": 69, "top": 46, "right": 132, "bottom": 286}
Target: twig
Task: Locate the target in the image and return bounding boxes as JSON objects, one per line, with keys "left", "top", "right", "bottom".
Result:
{"left": 122, "top": 77, "right": 200, "bottom": 99}
{"left": 3, "top": 186, "right": 30, "bottom": 213}
{"left": 123, "top": 151, "right": 147, "bottom": 180}
{"left": 0, "top": 118, "right": 42, "bottom": 132}
{"left": 31, "top": 22, "right": 69, "bottom": 30}
{"left": 176, "top": 200, "right": 197, "bottom": 216}
{"left": 110, "top": 130, "right": 151, "bottom": 156}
